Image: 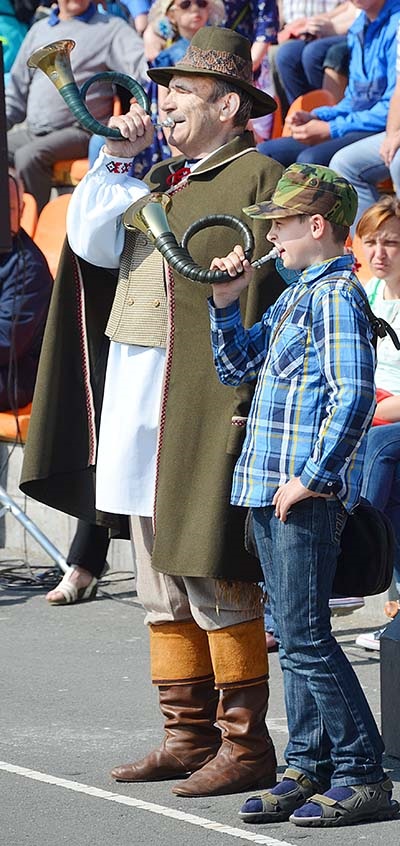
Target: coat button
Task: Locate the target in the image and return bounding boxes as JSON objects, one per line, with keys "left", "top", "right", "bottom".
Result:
{"left": 153, "top": 299, "right": 161, "bottom": 308}
{"left": 127, "top": 297, "right": 134, "bottom": 306}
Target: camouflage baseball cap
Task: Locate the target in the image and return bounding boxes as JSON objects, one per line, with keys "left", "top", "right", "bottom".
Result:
{"left": 243, "top": 163, "right": 358, "bottom": 227}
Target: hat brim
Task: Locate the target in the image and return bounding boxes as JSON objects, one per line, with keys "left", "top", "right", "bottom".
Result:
{"left": 243, "top": 201, "right": 303, "bottom": 220}
{"left": 147, "top": 65, "right": 277, "bottom": 118}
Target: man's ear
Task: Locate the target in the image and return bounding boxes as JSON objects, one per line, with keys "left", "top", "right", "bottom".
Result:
{"left": 219, "top": 92, "right": 241, "bottom": 123}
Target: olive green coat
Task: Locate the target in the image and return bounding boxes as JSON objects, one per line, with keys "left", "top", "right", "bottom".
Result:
{"left": 21, "top": 132, "right": 284, "bottom": 579}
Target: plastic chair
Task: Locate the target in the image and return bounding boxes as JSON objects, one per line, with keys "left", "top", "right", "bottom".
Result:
{"left": 33, "top": 194, "right": 71, "bottom": 278}
{"left": 20, "top": 193, "right": 38, "bottom": 238}
{"left": 0, "top": 405, "right": 68, "bottom": 572}
{"left": 282, "top": 89, "right": 337, "bottom": 137}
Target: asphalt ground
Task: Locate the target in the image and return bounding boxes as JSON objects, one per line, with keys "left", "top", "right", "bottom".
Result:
{"left": 1, "top": 565, "right": 400, "bottom": 846}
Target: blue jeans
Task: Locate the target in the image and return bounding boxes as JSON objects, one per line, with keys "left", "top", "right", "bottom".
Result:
{"left": 274, "top": 36, "right": 348, "bottom": 104}
{"left": 362, "top": 423, "right": 400, "bottom": 595}
{"left": 257, "top": 131, "right": 375, "bottom": 168}
{"left": 252, "top": 498, "right": 384, "bottom": 787}
{"left": 330, "top": 133, "right": 400, "bottom": 229}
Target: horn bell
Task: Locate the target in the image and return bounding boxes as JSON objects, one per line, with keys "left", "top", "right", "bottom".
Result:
{"left": 123, "top": 193, "right": 172, "bottom": 242}
{"left": 27, "top": 39, "right": 77, "bottom": 90}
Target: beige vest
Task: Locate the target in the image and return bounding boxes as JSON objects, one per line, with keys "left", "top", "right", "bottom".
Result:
{"left": 105, "top": 230, "right": 168, "bottom": 347}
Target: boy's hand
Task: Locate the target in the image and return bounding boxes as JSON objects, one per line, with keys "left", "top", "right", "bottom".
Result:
{"left": 210, "top": 245, "right": 254, "bottom": 309}
{"left": 273, "top": 477, "right": 332, "bottom": 522}
{"left": 104, "top": 104, "right": 154, "bottom": 158}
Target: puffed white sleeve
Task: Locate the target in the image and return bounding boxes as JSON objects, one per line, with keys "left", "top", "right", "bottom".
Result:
{"left": 66, "top": 148, "right": 150, "bottom": 269}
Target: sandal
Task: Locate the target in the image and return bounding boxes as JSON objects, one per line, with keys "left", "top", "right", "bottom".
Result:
{"left": 46, "top": 566, "right": 98, "bottom": 605}
{"left": 290, "top": 778, "right": 399, "bottom": 827}
{"left": 239, "top": 768, "right": 318, "bottom": 823}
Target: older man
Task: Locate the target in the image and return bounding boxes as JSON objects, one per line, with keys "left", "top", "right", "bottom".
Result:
{"left": 21, "top": 27, "right": 285, "bottom": 797}
{"left": 6, "top": 0, "right": 148, "bottom": 211}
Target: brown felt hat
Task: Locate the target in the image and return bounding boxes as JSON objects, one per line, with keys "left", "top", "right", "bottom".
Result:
{"left": 147, "top": 26, "right": 277, "bottom": 118}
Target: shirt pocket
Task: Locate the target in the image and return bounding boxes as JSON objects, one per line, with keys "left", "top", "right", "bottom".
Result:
{"left": 268, "top": 324, "right": 308, "bottom": 380}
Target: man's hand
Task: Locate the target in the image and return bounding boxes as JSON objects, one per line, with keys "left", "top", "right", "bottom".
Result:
{"left": 210, "top": 245, "right": 254, "bottom": 309}
{"left": 285, "top": 109, "right": 313, "bottom": 130}
{"left": 273, "top": 477, "right": 332, "bottom": 522}
{"left": 380, "top": 130, "right": 400, "bottom": 166}
{"left": 291, "top": 118, "right": 331, "bottom": 145}
{"left": 104, "top": 104, "right": 154, "bottom": 159}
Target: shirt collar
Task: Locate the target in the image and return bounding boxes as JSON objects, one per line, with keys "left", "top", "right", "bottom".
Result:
{"left": 299, "top": 253, "right": 355, "bottom": 285}
{"left": 48, "top": 2, "right": 97, "bottom": 26}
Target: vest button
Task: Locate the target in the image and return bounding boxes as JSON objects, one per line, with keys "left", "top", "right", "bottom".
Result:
{"left": 127, "top": 297, "right": 134, "bottom": 306}
{"left": 153, "top": 299, "right": 161, "bottom": 308}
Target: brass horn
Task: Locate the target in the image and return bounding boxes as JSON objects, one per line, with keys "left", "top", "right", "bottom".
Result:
{"left": 27, "top": 39, "right": 151, "bottom": 140}
{"left": 123, "top": 194, "right": 278, "bottom": 284}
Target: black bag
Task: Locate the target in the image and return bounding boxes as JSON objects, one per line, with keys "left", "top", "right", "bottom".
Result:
{"left": 333, "top": 497, "right": 395, "bottom": 596}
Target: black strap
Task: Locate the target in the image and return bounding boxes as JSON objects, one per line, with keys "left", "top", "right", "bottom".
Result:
{"left": 351, "top": 282, "right": 400, "bottom": 350}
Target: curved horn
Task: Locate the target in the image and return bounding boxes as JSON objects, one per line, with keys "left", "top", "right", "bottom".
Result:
{"left": 27, "top": 39, "right": 149, "bottom": 140}
{"left": 123, "top": 194, "right": 278, "bottom": 284}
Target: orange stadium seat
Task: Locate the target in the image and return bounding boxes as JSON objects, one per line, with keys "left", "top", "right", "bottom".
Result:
{"left": 33, "top": 193, "right": 71, "bottom": 278}
{"left": 20, "top": 193, "right": 38, "bottom": 238}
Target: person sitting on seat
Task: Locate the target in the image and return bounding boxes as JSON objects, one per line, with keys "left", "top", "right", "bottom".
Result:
{"left": 0, "top": 169, "right": 52, "bottom": 412}
{"left": 6, "top": 0, "right": 148, "bottom": 211}
{"left": 257, "top": 0, "right": 400, "bottom": 169}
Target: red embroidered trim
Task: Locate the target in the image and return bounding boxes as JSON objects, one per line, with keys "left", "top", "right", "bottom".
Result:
{"left": 105, "top": 160, "right": 131, "bottom": 174}
{"left": 71, "top": 254, "right": 97, "bottom": 466}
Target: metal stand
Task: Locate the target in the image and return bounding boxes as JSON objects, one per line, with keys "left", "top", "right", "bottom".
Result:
{"left": 0, "top": 483, "right": 68, "bottom": 573}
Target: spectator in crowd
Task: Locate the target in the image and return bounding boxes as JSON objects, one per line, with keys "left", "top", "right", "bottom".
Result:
{"left": 257, "top": 0, "right": 400, "bottom": 169}
{"left": 330, "top": 28, "right": 400, "bottom": 228}
{"left": 21, "top": 27, "right": 285, "bottom": 797}
{"left": 268, "top": 0, "right": 343, "bottom": 115}
{"left": 6, "top": 0, "right": 148, "bottom": 211}
{"left": 274, "top": 2, "right": 358, "bottom": 108}
{"left": 208, "top": 163, "right": 398, "bottom": 828}
{"left": 0, "top": 170, "right": 52, "bottom": 411}
{"left": 350, "top": 197, "right": 400, "bottom": 651}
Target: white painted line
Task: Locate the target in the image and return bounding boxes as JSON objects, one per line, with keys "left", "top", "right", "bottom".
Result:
{"left": 0, "top": 760, "right": 297, "bottom": 846}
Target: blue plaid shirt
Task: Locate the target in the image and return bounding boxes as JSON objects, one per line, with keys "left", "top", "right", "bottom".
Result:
{"left": 209, "top": 255, "right": 376, "bottom": 512}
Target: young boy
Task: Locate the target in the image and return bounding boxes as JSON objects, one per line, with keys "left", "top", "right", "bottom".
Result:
{"left": 208, "top": 163, "right": 399, "bottom": 827}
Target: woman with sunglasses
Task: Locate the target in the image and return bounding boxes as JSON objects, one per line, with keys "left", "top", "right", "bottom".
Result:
{"left": 146, "top": 0, "right": 225, "bottom": 157}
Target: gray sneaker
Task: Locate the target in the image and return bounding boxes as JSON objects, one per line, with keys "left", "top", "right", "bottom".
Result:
{"left": 355, "top": 627, "right": 387, "bottom": 651}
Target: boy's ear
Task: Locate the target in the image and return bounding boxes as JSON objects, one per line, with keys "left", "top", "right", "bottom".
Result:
{"left": 310, "top": 214, "right": 326, "bottom": 240}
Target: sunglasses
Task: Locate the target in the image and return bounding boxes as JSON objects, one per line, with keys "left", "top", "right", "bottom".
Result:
{"left": 171, "top": 0, "right": 209, "bottom": 9}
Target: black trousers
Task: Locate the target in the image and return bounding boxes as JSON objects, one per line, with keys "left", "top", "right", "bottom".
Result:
{"left": 67, "top": 519, "right": 110, "bottom": 579}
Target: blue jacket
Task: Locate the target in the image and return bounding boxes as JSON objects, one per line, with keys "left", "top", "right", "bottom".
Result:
{"left": 314, "top": 0, "right": 400, "bottom": 137}
{"left": 0, "top": 229, "right": 52, "bottom": 411}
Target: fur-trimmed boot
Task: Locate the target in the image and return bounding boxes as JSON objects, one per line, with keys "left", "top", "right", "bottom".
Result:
{"left": 111, "top": 621, "right": 221, "bottom": 782}
{"left": 172, "top": 618, "right": 277, "bottom": 796}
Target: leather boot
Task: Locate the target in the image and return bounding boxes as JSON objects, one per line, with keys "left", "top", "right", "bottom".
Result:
{"left": 172, "top": 681, "right": 276, "bottom": 796}
{"left": 111, "top": 681, "right": 221, "bottom": 782}
{"left": 112, "top": 616, "right": 221, "bottom": 783}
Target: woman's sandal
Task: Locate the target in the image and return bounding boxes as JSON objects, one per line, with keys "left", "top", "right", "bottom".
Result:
{"left": 46, "top": 567, "right": 98, "bottom": 605}
{"left": 289, "top": 778, "right": 399, "bottom": 827}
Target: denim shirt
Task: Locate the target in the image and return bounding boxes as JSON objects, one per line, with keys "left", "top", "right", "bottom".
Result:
{"left": 209, "top": 254, "right": 376, "bottom": 512}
